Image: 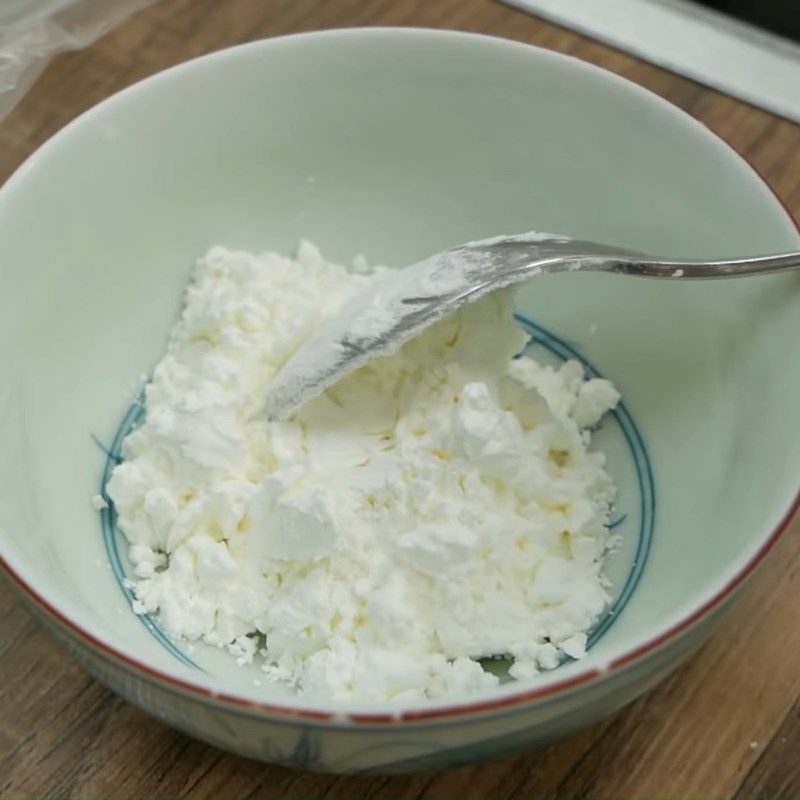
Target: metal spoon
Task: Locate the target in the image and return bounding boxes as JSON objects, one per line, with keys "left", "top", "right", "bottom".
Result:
{"left": 264, "top": 232, "right": 800, "bottom": 420}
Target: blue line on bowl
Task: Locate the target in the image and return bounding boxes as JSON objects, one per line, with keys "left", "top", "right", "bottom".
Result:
{"left": 97, "top": 391, "right": 201, "bottom": 671}
{"left": 516, "top": 314, "right": 655, "bottom": 650}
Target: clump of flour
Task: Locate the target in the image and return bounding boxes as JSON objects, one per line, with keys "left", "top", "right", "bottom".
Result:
{"left": 107, "top": 242, "right": 620, "bottom": 702}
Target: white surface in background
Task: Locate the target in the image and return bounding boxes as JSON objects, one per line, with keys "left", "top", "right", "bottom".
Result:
{"left": 505, "top": 0, "right": 800, "bottom": 123}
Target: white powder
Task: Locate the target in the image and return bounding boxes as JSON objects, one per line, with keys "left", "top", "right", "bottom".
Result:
{"left": 107, "top": 242, "right": 620, "bottom": 703}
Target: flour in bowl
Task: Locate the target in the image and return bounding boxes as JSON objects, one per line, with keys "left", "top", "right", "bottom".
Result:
{"left": 106, "top": 242, "right": 620, "bottom": 702}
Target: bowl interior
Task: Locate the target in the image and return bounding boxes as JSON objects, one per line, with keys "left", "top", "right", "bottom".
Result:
{"left": 0, "top": 28, "right": 798, "bottom": 711}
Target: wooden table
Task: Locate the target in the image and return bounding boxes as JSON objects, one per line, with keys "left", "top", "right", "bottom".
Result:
{"left": 1, "top": 1, "right": 799, "bottom": 797}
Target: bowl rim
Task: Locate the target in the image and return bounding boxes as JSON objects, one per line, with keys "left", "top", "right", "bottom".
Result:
{"left": 1, "top": 25, "right": 799, "bottom": 726}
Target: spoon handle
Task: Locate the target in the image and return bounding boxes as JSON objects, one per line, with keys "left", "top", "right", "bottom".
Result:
{"left": 607, "top": 251, "right": 800, "bottom": 279}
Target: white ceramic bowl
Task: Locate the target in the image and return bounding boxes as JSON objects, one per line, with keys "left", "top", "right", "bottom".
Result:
{"left": 1, "top": 28, "right": 799, "bottom": 772}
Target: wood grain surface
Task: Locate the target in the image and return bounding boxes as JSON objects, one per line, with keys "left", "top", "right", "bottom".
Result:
{"left": 1, "top": 1, "right": 799, "bottom": 798}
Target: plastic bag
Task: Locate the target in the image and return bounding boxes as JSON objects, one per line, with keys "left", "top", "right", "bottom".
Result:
{"left": 0, "top": 0, "right": 159, "bottom": 124}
